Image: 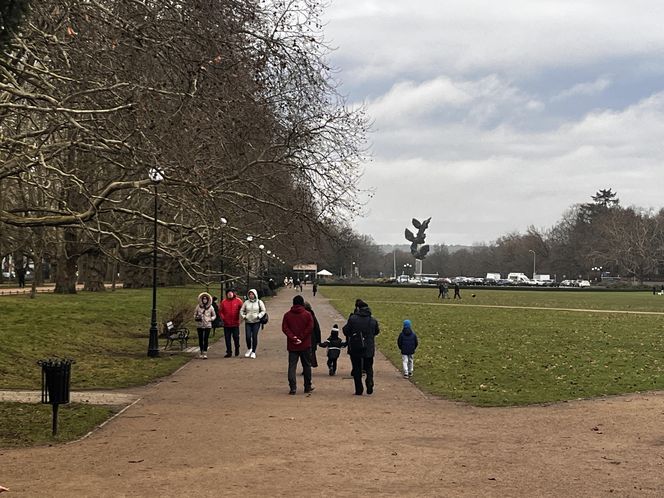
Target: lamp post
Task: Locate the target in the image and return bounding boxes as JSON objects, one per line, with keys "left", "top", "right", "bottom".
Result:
{"left": 403, "top": 263, "right": 412, "bottom": 276}
{"left": 245, "top": 235, "right": 253, "bottom": 296}
{"left": 351, "top": 261, "right": 356, "bottom": 278}
{"left": 528, "top": 249, "right": 536, "bottom": 279}
{"left": 147, "top": 168, "right": 164, "bottom": 358}
{"left": 258, "top": 244, "right": 265, "bottom": 295}
{"left": 219, "top": 217, "right": 227, "bottom": 296}
{"left": 591, "top": 266, "right": 603, "bottom": 283}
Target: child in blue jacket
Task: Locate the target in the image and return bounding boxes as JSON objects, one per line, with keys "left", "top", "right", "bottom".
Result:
{"left": 397, "top": 319, "right": 418, "bottom": 378}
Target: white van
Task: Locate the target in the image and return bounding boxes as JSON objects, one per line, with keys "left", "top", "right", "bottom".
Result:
{"left": 507, "top": 272, "right": 533, "bottom": 285}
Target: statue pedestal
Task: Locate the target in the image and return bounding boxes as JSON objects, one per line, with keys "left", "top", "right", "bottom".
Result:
{"left": 415, "top": 259, "right": 422, "bottom": 277}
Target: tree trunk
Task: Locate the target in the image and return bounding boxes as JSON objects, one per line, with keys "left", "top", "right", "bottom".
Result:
{"left": 54, "top": 229, "right": 78, "bottom": 294}
{"left": 82, "top": 250, "right": 106, "bottom": 291}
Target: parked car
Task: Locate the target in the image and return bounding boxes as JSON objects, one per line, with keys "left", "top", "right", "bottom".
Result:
{"left": 576, "top": 279, "right": 591, "bottom": 287}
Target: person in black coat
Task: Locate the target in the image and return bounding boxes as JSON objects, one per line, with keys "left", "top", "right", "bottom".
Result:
{"left": 211, "top": 296, "right": 222, "bottom": 337}
{"left": 304, "top": 302, "right": 321, "bottom": 368}
{"left": 342, "top": 299, "right": 380, "bottom": 395}
{"left": 319, "top": 324, "right": 346, "bottom": 375}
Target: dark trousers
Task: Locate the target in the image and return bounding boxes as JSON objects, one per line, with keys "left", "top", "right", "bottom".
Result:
{"left": 327, "top": 356, "right": 338, "bottom": 374}
{"left": 245, "top": 322, "right": 261, "bottom": 352}
{"left": 224, "top": 326, "right": 240, "bottom": 354}
{"left": 350, "top": 355, "right": 374, "bottom": 394}
{"left": 288, "top": 350, "right": 312, "bottom": 391}
{"left": 197, "top": 328, "right": 211, "bottom": 352}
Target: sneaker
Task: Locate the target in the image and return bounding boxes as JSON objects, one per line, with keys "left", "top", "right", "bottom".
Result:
{"left": 403, "top": 373, "right": 409, "bottom": 378}
{"left": 329, "top": 369, "right": 334, "bottom": 376}
{"left": 250, "top": 352, "right": 256, "bottom": 359}
{"left": 367, "top": 386, "right": 373, "bottom": 395}
{"left": 304, "top": 386, "right": 315, "bottom": 393}
{"left": 235, "top": 349, "right": 240, "bottom": 357}
{"left": 408, "top": 372, "right": 413, "bottom": 377}
{"left": 289, "top": 389, "right": 296, "bottom": 395}
{"left": 244, "top": 349, "right": 252, "bottom": 357}
{"left": 224, "top": 352, "right": 232, "bottom": 358}
{"left": 199, "top": 353, "right": 204, "bottom": 359}
{"left": 202, "top": 353, "right": 208, "bottom": 359}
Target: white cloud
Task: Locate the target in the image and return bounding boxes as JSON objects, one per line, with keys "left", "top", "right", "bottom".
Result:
{"left": 551, "top": 77, "right": 612, "bottom": 101}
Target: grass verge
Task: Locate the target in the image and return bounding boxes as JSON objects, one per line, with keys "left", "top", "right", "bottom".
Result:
{"left": 322, "top": 286, "right": 664, "bottom": 406}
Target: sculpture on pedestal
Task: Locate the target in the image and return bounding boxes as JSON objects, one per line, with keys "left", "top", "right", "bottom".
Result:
{"left": 404, "top": 217, "right": 431, "bottom": 260}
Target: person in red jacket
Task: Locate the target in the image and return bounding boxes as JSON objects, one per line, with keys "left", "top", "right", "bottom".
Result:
{"left": 220, "top": 289, "right": 243, "bottom": 357}
{"left": 282, "top": 294, "right": 314, "bottom": 395}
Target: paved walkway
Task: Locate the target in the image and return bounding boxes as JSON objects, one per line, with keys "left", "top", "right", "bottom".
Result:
{"left": 2, "top": 288, "right": 664, "bottom": 496}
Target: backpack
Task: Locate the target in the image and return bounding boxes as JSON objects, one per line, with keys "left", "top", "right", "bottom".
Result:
{"left": 348, "top": 330, "right": 366, "bottom": 353}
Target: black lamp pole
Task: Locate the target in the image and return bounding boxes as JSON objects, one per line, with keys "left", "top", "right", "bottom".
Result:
{"left": 219, "top": 217, "right": 227, "bottom": 297}
{"left": 147, "top": 169, "right": 163, "bottom": 358}
{"left": 245, "top": 235, "right": 253, "bottom": 297}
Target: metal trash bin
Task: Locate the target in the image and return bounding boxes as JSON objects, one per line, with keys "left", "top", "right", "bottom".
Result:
{"left": 38, "top": 358, "right": 74, "bottom": 435}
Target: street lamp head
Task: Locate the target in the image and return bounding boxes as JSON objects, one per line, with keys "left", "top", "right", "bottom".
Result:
{"left": 259, "top": 244, "right": 265, "bottom": 250}
{"left": 220, "top": 217, "right": 227, "bottom": 227}
{"left": 266, "top": 250, "right": 271, "bottom": 255}
{"left": 148, "top": 168, "right": 164, "bottom": 183}
{"left": 246, "top": 235, "right": 253, "bottom": 242}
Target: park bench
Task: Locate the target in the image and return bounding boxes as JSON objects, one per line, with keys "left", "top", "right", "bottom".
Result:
{"left": 164, "top": 321, "right": 189, "bottom": 350}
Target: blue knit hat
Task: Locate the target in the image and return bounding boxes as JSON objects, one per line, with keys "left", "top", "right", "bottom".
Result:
{"left": 403, "top": 319, "right": 411, "bottom": 328}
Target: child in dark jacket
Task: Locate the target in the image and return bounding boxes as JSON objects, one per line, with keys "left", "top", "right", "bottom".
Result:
{"left": 397, "top": 319, "right": 418, "bottom": 378}
{"left": 319, "top": 324, "right": 346, "bottom": 376}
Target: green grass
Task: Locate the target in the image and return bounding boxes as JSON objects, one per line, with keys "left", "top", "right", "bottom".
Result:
{"left": 0, "top": 403, "right": 115, "bottom": 447}
{"left": 321, "top": 286, "right": 664, "bottom": 406}
{"left": 0, "top": 286, "right": 221, "bottom": 448}
{"left": 0, "top": 286, "right": 216, "bottom": 389}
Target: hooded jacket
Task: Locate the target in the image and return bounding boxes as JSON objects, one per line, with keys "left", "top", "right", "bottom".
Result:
{"left": 397, "top": 327, "right": 418, "bottom": 355}
{"left": 194, "top": 292, "right": 216, "bottom": 329}
{"left": 220, "top": 291, "right": 243, "bottom": 328}
{"left": 342, "top": 304, "right": 380, "bottom": 358}
{"left": 240, "top": 289, "right": 265, "bottom": 324}
{"left": 319, "top": 330, "right": 346, "bottom": 360}
{"left": 282, "top": 304, "right": 313, "bottom": 351}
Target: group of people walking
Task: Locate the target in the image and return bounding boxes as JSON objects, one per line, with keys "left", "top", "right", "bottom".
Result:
{"left": 193, "top": 286, "right": 419, "bottom": 397}
{"left": 193, "top": 289, "right": 267, "bottom": 360}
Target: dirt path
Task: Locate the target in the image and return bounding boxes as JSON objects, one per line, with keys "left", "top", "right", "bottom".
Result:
{"left": 2, "top": 288, "right": 664, "bottom": 497}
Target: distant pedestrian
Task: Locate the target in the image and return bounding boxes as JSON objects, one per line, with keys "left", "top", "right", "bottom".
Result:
{"left": 312, "top": 282, "right": 318, "bottom": 296}
{"left": 319, "top": 324, "right": 346, "bottom": 375}
{"left": 397, "top": 319, "right": 418, "bottom": 378}
{"left": 240, "top": 289, "right": 266, "bottom": 358}
{"left": 220, "top": 290, "right": 243, "bottom": 357}
{"left": 343, "top": 299, "right": 380, "bottom": 395}
{"left": 193, "top": 292, "right": 216, "bottom": 359}
{"left": 16, "top": 267, "right": 26, "bottom": 288}
{"left": 282, "top": 295, "right": 314, "bottom": 394}
{"left": 453, "top": 282, "right": 461, "bottom": 299}
{"left": 437, "top": 282, "right": 445, "bottom": 299}
{"left": 210, "top": 296, "right": 222, "bottom": 337}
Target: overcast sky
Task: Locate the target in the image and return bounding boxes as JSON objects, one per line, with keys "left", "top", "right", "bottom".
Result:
{"left": 322, "top": 0, "right": 664, "bottom": 245}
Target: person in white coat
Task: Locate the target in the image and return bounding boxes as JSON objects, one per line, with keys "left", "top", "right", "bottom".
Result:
{"left": 193, "top": 292, "right": 216, "bottom": 359}
{"left": 240, "top": 289, "right": 266, "bottom": 358}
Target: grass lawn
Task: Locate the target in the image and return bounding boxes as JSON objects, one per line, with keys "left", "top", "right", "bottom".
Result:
{"left": 0, "top": 286, "right": 218, "bottom": 389}
{"left": 0, "top": 286, "right": 221, "bottom": 447}
{"left": 321, "top": 286, "right": 664, "bottom": 406}
{"left": 0, "top": 403, "right": 116, "bottom": 448}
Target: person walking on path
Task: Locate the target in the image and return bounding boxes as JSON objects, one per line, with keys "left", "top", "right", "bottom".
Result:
{"left": 343, "top": 299, "right": 380, "bottom": 395}
{"left": 453, "top": 282, "right": 461, "bottom": 300}
{"left": 240, "top": 288, "right": 266, "bottom": 358}
{"left": 220, "top": 290, "right": 243, "bottom": 357}
{"left": 194, "top": 292, "right": 216, "bottom": 359}
{"left": 312, "top": 282, "right": 318, "bottom": 296}
{"left": 438, "top": 282, "right": 445, "bottom": 299}
{"left": 282, "top": 295, "right": 314, "bottom": 394}
{"left": 397, "top": 319, "right": 418, "bottom": 378}
{"left": 211, "top": 296, "right": 222, "bottom": 337}
{"left": 304, "top": 301, "right": 321, "bottom": 368}
{"left": 319, "top": 324, "right": 346, "bottom": 376}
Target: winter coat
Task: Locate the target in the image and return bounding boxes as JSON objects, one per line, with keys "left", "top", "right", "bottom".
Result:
{"left": 240, "top": 289, "right": 266, "bottom": 324}
{"left": 397, "top": 327, "right": 418, "bottom": 355}
{"left": 211, "top": 301, "right": 222, "bottom": 328}
{"left": 220, "top": 292, "right": 243, "bottom": 328}
{"left": 305, "top": 305, "right": 322, "bottom": 351}
{"left": 193, "top": 292, "right": 216, "bottom": 329}
{"left": 319, "top": 333, "right": 346, "bottom": 360}
{"left": 282, "top": 304, "right": 313, "bottom": 351}
{"left": 342, "top": 305, "right": 380, "bottom": 358}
